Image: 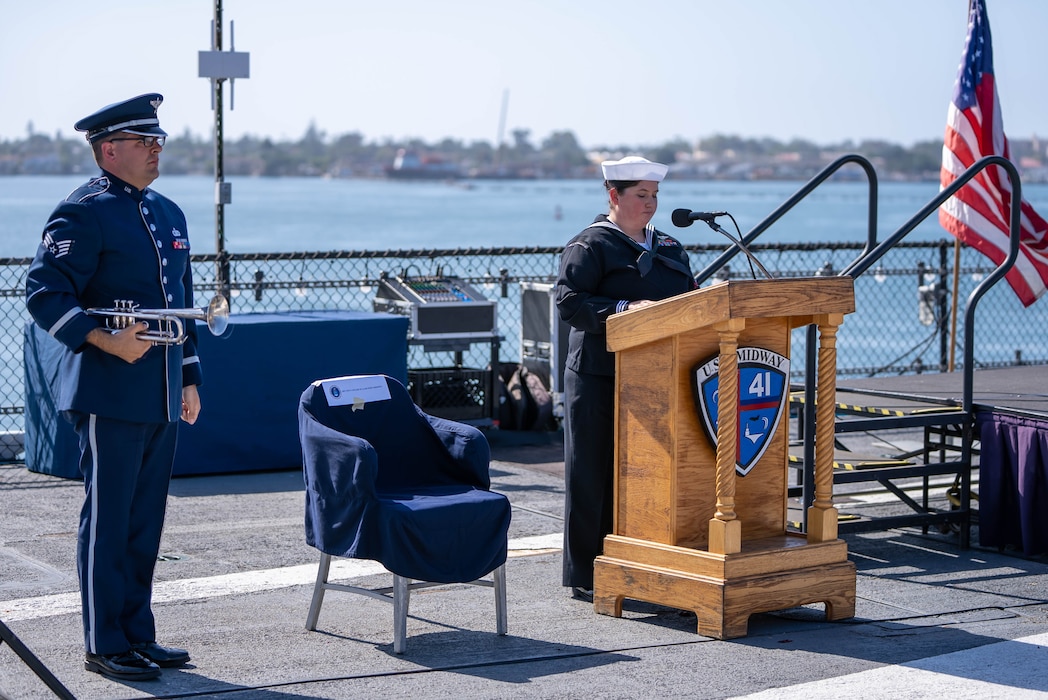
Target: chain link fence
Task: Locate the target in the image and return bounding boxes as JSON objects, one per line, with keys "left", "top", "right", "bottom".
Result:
{"left": 3, "top": 239, "right": 1046, "bottom": 439}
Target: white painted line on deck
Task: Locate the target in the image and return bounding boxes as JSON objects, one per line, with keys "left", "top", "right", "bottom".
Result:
{"left": 733, "top": 631, "right": 1048, "bottom": 699}
{"left": 0, "top": 532, "right": 563, "bottom": 622}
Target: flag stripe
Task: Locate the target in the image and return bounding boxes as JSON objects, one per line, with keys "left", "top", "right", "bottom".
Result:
{"left": 939, "top": 0, "right": 1048, "bottom": 307}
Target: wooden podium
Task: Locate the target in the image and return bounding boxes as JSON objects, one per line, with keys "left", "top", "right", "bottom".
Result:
{"left": 592, "top": 277, "right": 857, "bottom": 639}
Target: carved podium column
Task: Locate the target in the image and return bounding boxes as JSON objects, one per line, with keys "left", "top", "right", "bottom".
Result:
{"left": 592, "top": 278, "right": 857, "bottom": 639}
{"left": 708, "top": 320, "right": 743, "bottom": 556}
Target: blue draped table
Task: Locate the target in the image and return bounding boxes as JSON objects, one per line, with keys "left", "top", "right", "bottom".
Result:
{"left": 24, "top": 310, "right": 408, "bottom": 478}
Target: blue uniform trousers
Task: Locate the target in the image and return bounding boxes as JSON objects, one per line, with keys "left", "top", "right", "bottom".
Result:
{"left": 562, "top": 368, "right": 615, "bottom": 589}
{"left": 67, "top": 411, "right": 178, "bottom": 655}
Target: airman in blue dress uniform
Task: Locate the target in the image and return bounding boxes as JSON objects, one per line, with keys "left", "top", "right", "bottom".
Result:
{"left": 25, "top": 93, "right": 203, "bottom": 681}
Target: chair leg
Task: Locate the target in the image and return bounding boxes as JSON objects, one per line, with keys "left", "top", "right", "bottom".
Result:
{"left": 393, "top": 574, "right": 410, "bottom": 654}
{"left": 305, "top": 553, "right": 332, "bottom": 631}
{"left": 494, "top": 563, "right": 508, "bottom": 636}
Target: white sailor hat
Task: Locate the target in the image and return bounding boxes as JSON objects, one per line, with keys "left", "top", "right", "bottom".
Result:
{"left": 600, "top": 156, "right": 668, "bottom": 182}
{"left": 74, "top": 93, "right": 168, "bottom": 143}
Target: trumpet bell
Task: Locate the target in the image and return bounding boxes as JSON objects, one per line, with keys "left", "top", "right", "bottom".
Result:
{"left": 206, "top": 294, "right": 230, "bottom": 336}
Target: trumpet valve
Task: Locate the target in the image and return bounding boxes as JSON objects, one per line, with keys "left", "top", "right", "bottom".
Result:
{"left": 110, "top": 300, "right": 140, "bottom": 330}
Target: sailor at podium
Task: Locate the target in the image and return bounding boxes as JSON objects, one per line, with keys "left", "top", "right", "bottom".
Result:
{"left": 555, "top": 156, "right": 698, "bottom": 599}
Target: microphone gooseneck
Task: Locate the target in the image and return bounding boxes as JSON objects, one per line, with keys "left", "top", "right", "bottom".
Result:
{"left": 671, "top": 207, "right": 775, "bottom": 280}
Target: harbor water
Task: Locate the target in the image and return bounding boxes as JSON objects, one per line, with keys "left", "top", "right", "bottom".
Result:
{"left": 7, "top": 174, "right": 1048, "bottom": 258}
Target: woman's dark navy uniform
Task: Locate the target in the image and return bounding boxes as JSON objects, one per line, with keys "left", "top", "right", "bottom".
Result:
{"left": 556, "top": 157, "right": 696, "bottom": 596}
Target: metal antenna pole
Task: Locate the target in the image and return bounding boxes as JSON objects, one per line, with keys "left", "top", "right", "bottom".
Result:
{"left": 199, "top": 0, "right": 249, "bottom": 304}
{"left": 212, "top": 0, "right": 229, "bottom": 302}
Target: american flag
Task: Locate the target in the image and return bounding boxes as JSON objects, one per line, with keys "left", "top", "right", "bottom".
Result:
{"left": 939, "top": 0, "right": 1048, "bottom": 307}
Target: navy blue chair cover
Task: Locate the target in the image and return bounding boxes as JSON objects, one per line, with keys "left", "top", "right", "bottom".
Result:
{"left": 299, "top": 375, "right": 511, "bottom": 584}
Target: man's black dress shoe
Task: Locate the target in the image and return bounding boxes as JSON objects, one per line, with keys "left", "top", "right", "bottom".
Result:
{"left": 571, "top": 586, "right": 594, "bottom": 602}
{"left": 84, "top": 650, "right": 161, "bottom": 680}
{"left": 131, "top": 641, "right": 191, "bottom": 668}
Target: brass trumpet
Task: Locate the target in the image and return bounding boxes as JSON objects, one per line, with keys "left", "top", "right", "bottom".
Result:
{"left": 87, "top": 294, "right": 230, "bottom": 345}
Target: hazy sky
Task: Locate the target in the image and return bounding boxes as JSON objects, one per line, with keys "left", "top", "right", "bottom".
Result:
{"left": 2, "top": 0, "right": 1045, "bottom": 149}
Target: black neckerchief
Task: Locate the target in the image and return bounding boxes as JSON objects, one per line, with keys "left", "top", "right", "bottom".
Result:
{"left": 588, "top": 220, "right": 692, "bottom": 278}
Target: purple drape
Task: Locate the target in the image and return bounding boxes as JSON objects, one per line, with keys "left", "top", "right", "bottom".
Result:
{"left": 977, "top": 411, "right": 1048, "bottom": 555}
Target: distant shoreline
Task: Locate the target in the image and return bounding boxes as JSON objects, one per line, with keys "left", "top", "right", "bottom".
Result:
{"left": 7, "top": 131, "right": 1045, "bottom": 182}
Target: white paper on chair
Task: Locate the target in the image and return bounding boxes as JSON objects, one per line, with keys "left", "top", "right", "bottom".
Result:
{"left": 318, "top": 375, "right": 392, "bottom": 410}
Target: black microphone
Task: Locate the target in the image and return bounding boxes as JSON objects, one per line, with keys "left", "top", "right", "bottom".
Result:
{"left": 671, "top": 208, "right": 728, "bottom": 227}
{"left": 671, "top": 207, "right": 775, "bottom": 279}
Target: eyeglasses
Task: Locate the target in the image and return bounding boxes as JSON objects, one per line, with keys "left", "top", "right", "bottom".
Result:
{"left": 109, "top": 135, "right": 166, "bottom": 148}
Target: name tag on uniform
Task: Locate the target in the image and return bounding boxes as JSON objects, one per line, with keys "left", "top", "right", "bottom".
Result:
{"left": 318, "top": 375, "right": 392, "bottom": 410}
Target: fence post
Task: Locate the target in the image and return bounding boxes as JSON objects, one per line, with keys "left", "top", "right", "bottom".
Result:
{"left": 938, "top": 241, "right": 950, "bottom": 371}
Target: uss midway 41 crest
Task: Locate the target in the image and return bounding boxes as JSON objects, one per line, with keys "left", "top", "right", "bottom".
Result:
{"left": 692, "top": 347, "right": 790, "bottom": 476}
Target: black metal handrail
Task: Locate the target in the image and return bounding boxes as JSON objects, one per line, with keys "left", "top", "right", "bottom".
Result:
{"left": 797, "top": 154, "right": 1024, "bottom": 547}
{"left": 694, "top": 154, "right": 879, "bottom": 284}
{"left": 785, "top": 155, "right": 878, "bottom": 517}
{"left": 841, "top": 154, "right": 1024, "bottom": 414}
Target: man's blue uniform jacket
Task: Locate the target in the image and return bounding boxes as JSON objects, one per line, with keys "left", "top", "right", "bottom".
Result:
{"left": 25, "top": 171, "right": 203, "bottom": 424}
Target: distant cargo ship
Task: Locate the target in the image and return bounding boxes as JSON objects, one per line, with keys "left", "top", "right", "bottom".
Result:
{"left": 385, "top": 149, "right": 462, "bottom": 180}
